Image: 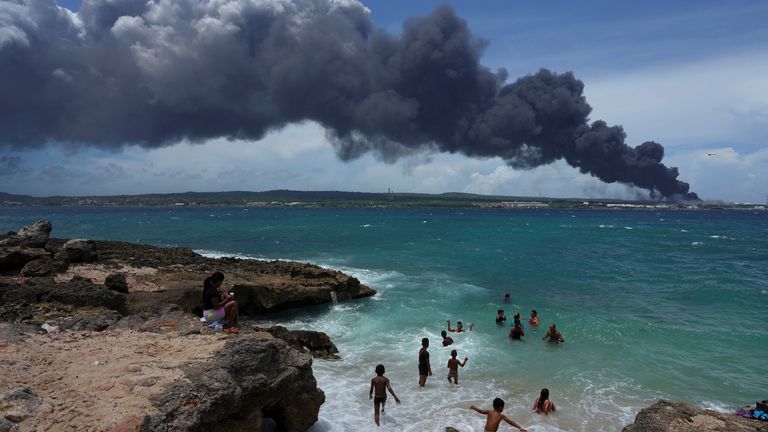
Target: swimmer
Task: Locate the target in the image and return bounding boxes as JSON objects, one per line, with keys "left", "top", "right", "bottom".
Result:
{"left": 542, "top": 323, "right": 565, "bottom": 344}
{"left": 447, "top": 320, "right": 465, "bottom": 333}
{"left": 470, "top": 398, "right": 528, "bottom": 432}
{"left": 369, "top": 364, "right": 401, "bottom": 426}
{"left": 503, "top": 293, "right": 511, "bottom": 303}
{"left": 509, "top": 321, "right": 525, "bottom": 340}
{"left": 532, "top": 388, "right": 556, "bottom": 415}
{"left": 496, "top": 309, "right": 507, "bottom": 325}
{"left": 446, "top": 349, "right": 468, "bottom": 385}
{"left": 529, "top": 310, "right": 540, "bottom": 326}
{"left": 441, "top": 330, "right": 454, "bottom": 347}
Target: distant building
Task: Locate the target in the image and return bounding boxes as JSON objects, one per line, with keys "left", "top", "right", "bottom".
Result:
{"left": 499, "top": 201, "right": 549, "bottom": 208}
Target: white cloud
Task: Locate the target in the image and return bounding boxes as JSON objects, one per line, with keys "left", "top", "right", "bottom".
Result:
{"left": 584, "top": 49, "right": 768, "bottom": 148}
{"left": 665, "top": 147, "right": 768, "bottom": 203}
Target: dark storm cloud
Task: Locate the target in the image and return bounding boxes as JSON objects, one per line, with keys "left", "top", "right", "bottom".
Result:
{"left": 0, "top": 0, "right": 696, "bottom": 198}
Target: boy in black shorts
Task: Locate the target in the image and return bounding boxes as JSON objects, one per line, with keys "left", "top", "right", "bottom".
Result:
{"left": 369, "top": 364, "right": 401, "bottom": 426}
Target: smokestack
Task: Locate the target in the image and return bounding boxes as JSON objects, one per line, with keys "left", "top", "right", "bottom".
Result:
{"left": 0, "top": 0, "right": 697, "bottom": 199}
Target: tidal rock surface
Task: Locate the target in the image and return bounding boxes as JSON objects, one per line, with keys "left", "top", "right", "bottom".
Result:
{"left": 622, "top": 400, "right": 768, "bottom": 432}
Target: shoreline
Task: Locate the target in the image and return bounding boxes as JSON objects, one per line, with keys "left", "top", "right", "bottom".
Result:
{"left": 0, "top": 221, "right": 768, "bottom": 431}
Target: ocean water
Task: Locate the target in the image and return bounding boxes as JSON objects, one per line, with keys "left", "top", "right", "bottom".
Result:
{"left": 2, "top": 206, "right": 767, "bottom": 431}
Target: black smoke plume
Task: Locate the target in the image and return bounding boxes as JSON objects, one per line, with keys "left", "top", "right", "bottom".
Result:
{"left": 0, "top": 0, "right": 697, "bottom": 199}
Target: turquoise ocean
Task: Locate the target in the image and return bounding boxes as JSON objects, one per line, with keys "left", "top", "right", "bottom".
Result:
{"left": 1, "top": 206, "right": 767, "bottom": 431}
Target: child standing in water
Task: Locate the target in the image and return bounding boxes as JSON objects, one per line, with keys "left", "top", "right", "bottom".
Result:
{"left": 369, "top": 364, "right": 401, "bottom": 426}
{"left": 441, "top": 330, "right": 454, "bottom": 347}
{"left": 418, "top": 338, "right": 432, "bottom": 387}
{"left": 446, "top": 349, "right": 468, "bottom": 385}
{"left": 470, "top": 398, "right": 528, "bottom": 432}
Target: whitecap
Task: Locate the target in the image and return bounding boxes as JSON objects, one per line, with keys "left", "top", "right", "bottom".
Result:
{"left": 360, "top": 224, "right": 371, "bottom": 228}
{"left": 680, "top": 229, "right": 688, "bottom": 232}
{"left": 691, "top": 242, "right": 704, "bottom": 246}
{"left": 624, "top": 226, "right": 633, "bottom": 230}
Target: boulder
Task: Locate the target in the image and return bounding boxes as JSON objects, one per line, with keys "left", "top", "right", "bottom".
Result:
{"left": 104, "top": 273, "right": 129, "bottom": 293}
{"left": 252, "top": 325, "right": 339, "bottom": 359}
{"left": 0, "top": 221, "right": 51, "bottom": 248}
{"left": 142, "top": 337, "right": 325, "bottom": 432}
{"left": 0, "top": 247, "right": 50, "bottom": 273}
{"left": 0, "top": 387, "right": 40, "bottom": 424}
{"left": 54, "top": 239, "right": 97, "bottom": 264}
{"left": 622, "top": 400, "right": 768, "bottom": 432}
{"left": 0, "top": 277, "right": 126, "bottom": 314}
{"left": 20, "top": 256, "right": 67, "bottom": 277}
{"left": 59, "top": 309, "right": 122, "bottom": 331}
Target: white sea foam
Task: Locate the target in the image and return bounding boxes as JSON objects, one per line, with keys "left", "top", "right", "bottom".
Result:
{"left": 691, "top": 242, "right": 704, "bottom": 247}
{"left": 624, "top": 226, "right": 633, "bottom": 230}
{"left": 361, "top": 224, "right": 372, "bottom": 228}
{"left": 680, "top": 229, "right": 688, "bottom": 232}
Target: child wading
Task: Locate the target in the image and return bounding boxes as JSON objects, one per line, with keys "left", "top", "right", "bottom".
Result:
{"left": 447, "top": 349, "right": 468, "bottom": 385}
{"left": 369, "top": 364, "right": 401, "bottom": 426}
{"left": 470, "top": 398, "right": 528, "bottom": 432}
{"left": 418, "top": 337, "right": 432, "bottom": 387}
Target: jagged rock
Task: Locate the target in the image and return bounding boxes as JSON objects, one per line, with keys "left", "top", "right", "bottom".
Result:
{"left": 0, "top": 418, "right": 17, "bottom": 432}
{"left": 622, "top": 400, "right": 768, "bottom": 432}
{"left": 253, "top": 325, "right": 340, "bottom": 359}
{"left": 20, "top": 256, "right": 67, "bottom": 277}
{"left": 1, "top": 277, "right": 126, "bottom": 313}
{"left": 0, "top": 221, "right": 51, "bottom": 248}
{"left": 0, "top": 247, "right": 50, "bottom": 273}
{"left": 142, "top": 337, "right": 325, "bottom": 432}
{"left": 54, "top": 239, "right": 97, "bottom": 264}
{"left": 446, "top": 428, "right": 461, "bottom": 432}
{"left": 59, "top": 309, "right": 122, "bottom": 331}
{"left": 0, "top": 387, "right": 40, "bottom": 423}
{"left": 104, "top": 273, "right": 129, "bottom": 293}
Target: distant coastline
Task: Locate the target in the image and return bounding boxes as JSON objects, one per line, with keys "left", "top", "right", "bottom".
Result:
{"left": 1, "top": 190, "right": 765, "bottom": 211}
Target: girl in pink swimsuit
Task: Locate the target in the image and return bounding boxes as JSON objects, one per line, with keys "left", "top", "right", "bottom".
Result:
{"left": 533, "top": 388, "right": 556, "bottom": 415}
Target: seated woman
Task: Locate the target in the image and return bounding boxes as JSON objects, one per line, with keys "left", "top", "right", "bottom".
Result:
{"left": 533, "top": 388, "right": 556, "bottom": 415}
{"left": 202, "top": 271, "right": 239, "bottom": 333}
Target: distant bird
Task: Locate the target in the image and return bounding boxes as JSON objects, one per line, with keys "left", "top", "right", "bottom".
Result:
{"left": 707, "top": 153, "right": 717, "bottom": 156}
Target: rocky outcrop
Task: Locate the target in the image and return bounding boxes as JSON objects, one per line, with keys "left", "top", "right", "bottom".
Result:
{"left": 622, "top": 401, "right": 768, "bottom": 432}
{"left": 0, "top": 220, "right": 51, "bottom": 248}
{"left": 105, "top": 273, "right": 129, "bottom": 293}
{"left": 0, "top": 247, "right": 50, "bottom": 273}
{"left": 252, "top": 325, "right": 340, "bottom": 359}
{"left": 1, "top": 276, "right": 126, "bottom": 313}
{"left": 53, "top": 239, "right": 98, "bottom": 264}
{"left": 142, "top": 335, "right": 325, "bottom": 432}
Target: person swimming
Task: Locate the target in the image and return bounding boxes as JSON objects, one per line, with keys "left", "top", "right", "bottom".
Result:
{"left": 496, "top": 309, "right": 507, "bottom": 325}
{"left": 542, "top": 323, "right": 564, "bottom": 343}
{"left": 441, "top": 330, "right": 454, "bottom": 347}
{"left": 529, "top": 310, "right": 540, "bottom": 326}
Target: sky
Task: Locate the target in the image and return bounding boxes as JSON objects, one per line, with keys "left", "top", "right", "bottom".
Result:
{"left": 1, "top": 0, "right": 767, "bottom": 202}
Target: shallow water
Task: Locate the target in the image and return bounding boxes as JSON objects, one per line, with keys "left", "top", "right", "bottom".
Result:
{"left": 2, "top": 206, "right": 767, "bottom": 431}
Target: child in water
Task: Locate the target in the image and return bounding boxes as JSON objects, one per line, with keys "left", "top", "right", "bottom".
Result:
{"left": 496, "top": 309, "right": 507, "bottom": 325}
{"left": 543, "top": 323, "right": 565, "bottom": 343}
{"left": 418, "top": 338, "right": 432, "bottom": 387}
{"left": 509, "top": 321, "right": 525, "bottom": 340}
{"left": 532, "top": 388, "right": 556, "bottom": 415}
{"left": 446, "top": 349, "right": 468, "bottom": 385}
{"left": 448, "top": 320, "right": 475, "bottom": 333}
{"left": 470, "top": 398, "right": 528, "bottom": 432}
{"left": 369, "top": 364, "right": 401, "bottom": 426}
{"left": 529, "top": 310, "right": 540, "bottom": 326}
{"left": 441, "top": 330, "right": 454, "bottom": 347}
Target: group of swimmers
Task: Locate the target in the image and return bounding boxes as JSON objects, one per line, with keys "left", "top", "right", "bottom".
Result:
{"left": 370, "top": 293, "right": 564, "bottom": 430}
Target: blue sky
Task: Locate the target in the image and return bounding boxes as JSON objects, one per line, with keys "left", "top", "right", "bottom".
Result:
{"left": 2, "top": 0, "right": 768, "bottom": 202}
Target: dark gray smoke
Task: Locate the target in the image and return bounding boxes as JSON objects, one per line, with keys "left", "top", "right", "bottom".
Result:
{"left": 0, "top": 0, "right": 697, "bottom": 199}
